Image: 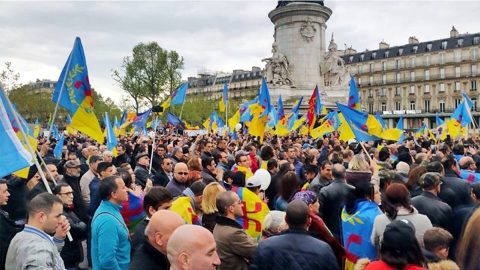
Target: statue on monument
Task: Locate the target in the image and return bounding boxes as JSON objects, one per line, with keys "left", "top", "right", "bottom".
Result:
{"left": 321, "top": 34, "right": 350, "bottom": 87}
{"left": 262, "top": 42, "right": 295, "bottom": 87}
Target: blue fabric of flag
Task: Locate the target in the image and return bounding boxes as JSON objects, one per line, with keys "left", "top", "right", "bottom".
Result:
{"left": 223, "top": 82, "right": 228, "bottom": 105}
{"left": 258, "top": 78, "right": 272, "bottom": 117}
{"left": 291, "top": 96, "right": 303, "bottom": 114}
{"left": 132, "top": 109, "right": 152, "bottom": 128}
{"left": 435, "top": 114, "right": 444, "bottom": 127}
{"left": 348, "top": 76, "right": 361, "bottom": 110}
{"left": 54, "top": 135, "right": 64, "bottom": 159}
{"left": 105, "top": 112, "right": 117, "bottom": 152}
{"left": 451, "top": 102, "right": 472, "bottom": 127}
{"left": 170, "top": 82, "right": 189, "bottom": 105}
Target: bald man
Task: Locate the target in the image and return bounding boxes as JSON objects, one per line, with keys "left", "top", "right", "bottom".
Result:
{"left": 130, "top": 210, "right": 184, "bottom": 270}
{"left": 166, "top": 163, "right": 189, "bottom": 197}
{"left": 167, "top": 225, "right": 221, "bottom": 270}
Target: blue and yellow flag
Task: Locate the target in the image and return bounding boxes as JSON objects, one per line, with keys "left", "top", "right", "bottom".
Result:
{"left": 451, "top": 101, "right": 472, "bottom": 127}
{"left": 219, "top": 82, "right": 228, "bottom": 112}
{"left": 337, "top": 103, "right": 381, "bottom": 142}
{"left": 52, "top": 37, "right": 103, "bottom": 143}
{"left": 435, "top": 113, "right": 444, "bottom": 127}
{"left": 291, "top": 96, "right": 303, "bottom": 114}
{"left": 348, "top": 76, "right": 361, "bottom": 110}
{"left": 54, "top": 134, "right": 64, "bottom": 159}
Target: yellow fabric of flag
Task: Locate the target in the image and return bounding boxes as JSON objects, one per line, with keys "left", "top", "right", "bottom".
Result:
{"left": 338, "top": 113, "right": 355, "bottom": 141}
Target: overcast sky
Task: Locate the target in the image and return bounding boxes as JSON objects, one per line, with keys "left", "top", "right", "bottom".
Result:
{"left": 1, "top": 0, "right": 479, "bottom": 105}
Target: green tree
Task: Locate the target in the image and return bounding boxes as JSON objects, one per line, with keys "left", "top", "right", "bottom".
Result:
{"left": 8, "top": 85, "right": 121, "bottom": 127}
{"left": 112, "top": 42, "right": 184, "bottom": 111}
{"left": 0, "top": 62, "right": 20, "bottom": 91}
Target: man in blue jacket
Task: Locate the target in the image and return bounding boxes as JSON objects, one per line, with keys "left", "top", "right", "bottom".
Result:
{"left": 91, "top": 175, "right": 130, "bottom": 270}
{"left": 250, "top": 200, "right": 339, "bottom": 270}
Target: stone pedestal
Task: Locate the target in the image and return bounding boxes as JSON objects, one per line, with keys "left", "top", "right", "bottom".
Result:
{"left": 268, "top": 2, "right": 332, "bottom": 92}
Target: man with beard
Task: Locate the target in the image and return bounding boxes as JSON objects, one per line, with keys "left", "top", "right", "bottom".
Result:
{"left": 5, "top": 193, "right": 71, "bottom": 270}
{"left": 113, "top": 144, "right": 131, "bottom": 167}
{"left": 28, "top": 163, "right": 60, "bottom": 200}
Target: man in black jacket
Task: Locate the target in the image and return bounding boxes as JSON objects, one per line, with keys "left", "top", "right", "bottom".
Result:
{"left": 250, "top": 200, "right": 339, "bottom": 270}
{"left": 130, "top": 210, "right": 184, "bottom": 270}
{"left": 53, "top": 182, "right": 88, "bottom": 269}
{"left": 318, "top": 163, "right": 353, "bottom": 241}
{"left": 134, "top": 153, "right": 155, "bottom": 189}
{"left": 63, "top": 160, "right": 89, "bottom": 222}
{"left": 412, "top": 172, "right": 453, "bottom": 231}
{"left": 0, "top": 178, "right": 22, "bottom": 270}
{"left": 428, "top": 159, "right": 471, "bottom": 209}
{"left": 153, "top": 157, "right": 173, "bottom": 187}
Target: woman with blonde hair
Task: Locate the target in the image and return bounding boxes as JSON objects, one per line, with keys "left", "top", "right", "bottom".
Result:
{"left": 201, "top": 182, "right": 226, "bottom": 232}
{"left": 456, "top": 208, "right": 480, "bottom": 270}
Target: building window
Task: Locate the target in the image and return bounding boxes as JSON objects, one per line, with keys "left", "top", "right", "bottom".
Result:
{"left": 382, "top": 74, "right": 387, "bottom": 84}
{"left": 410, "top": 100, "right": 416, "bottom": 110}
{"left": 381, "top": 88, "right": 386, "bottom": 97}
{"left": 441, "top": 41, "right": 448, "bottom": 49}
{"left": 410, "top": 71, "right": 415, "bottom": 82}
{"left": 474, "top": 36, "right": 480, "bottom": 45}
{"left": 426, "top": 43, "right": 432, "bottom": 52}
{"left": 424, "top": 100, "right": 430, "bottom": 112}
{"left": 425, "top": 70, "right": 430, "bottom": 80}
{"left": 358, "top": 65, "right": 363, "bottom": 73}
{"left": 396, "top": 59, "right": 400, "bottom": 69}
{"left": 440, "top": 53, "right": 445, "bottom": 64}
{"left": 457, "top": 38, "right": 464, "bottom": 46}
{"left": 372, "top": 52, "right": 377, "bottom": 59}
{"left": 396, "top": 73, "right": 401, "bottom": 83}
{"left": 409, "top": 85, "right": 415, "bottom": 95}
{"left": 398, "top": 48, "right": 404, "bottom": 56}
{"left": 358, "top": 77, "right": 362, "bottom": 85}
{"left": 360, "top": 54, "right": 365, "bottom": 61}
{"left": 369, "top": 76, "right": 373, "bottom": 85}
{"left": 425, "top": 84, "right": 430, "bottom": 93}
{"left": 439, "top": 83, "right": 445, "bottom": 92}
{"left": 381, "top": 102, "right": 387, "bottom": 111}
{"left": 385, "top": 51, "right": 389, "bottom": 58}
{"left": 369, "top": 63, "right": 374, "bottom": 72}
{"left": 411, "top": 58, "right": 415, "bottom": 67}
{"left": 412, "top": 46, "right": 418, "bottom": 53}
{"left": 472, "top": 98, "right": 477, "bottom": 111}
{"left": 472, "top": 48, "right": 478, "bottom": 60}
{"left": 425, "top": 55, "right": 431, "bottom": 66}
{"left": 368, "top": 103, "right": 374, "bottom": 114}
{"left": 455, "top": 50, "right": 462, "bottom": 62}
{"left": 455, "top": 99, "right": 462, "bottom": 108}
{"left": 368, "top": 89, "right": 373, "bottom": 97}
{"left": 455, "top": 81, "right": 461, "bottom": 91}
{"left": 382, "top": 61, "right": 386, "bottom": 71}
{"left": 395, "top": 101, "right": 401, "bottom": 110}
{"left": 439, "top": 100, "right": 446, "bottom": 112}
{"left": 349, "top": 56, "right": 353, "bottom": 62}
{"left": 395, "top": 87, "right": 400, "bottom": 96}
{"left": 440, "top": 68, "right": 445, "bottom": 79}
{"left": 456, "top": 66, "right": 461, "bottom": 77}
{"left": 471, "top": 80, "right": 477, "bottom": 90}
{"left": 472, "top": 65, "right": 477, "bottom": 76}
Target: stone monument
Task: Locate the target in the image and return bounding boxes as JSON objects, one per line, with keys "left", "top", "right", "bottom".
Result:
{"left": 264, "top": 0, "right": 350, "bottom": 105}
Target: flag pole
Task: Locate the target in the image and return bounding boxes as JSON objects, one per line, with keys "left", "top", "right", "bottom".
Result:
{"left": 48, "top": 52, "right": 73, "bottom": 141}
{"left": 149, "top": 116, "right": 158, "bottom": 174}
{"left": 2, "top": 88, "right": 72, "bottom": 241}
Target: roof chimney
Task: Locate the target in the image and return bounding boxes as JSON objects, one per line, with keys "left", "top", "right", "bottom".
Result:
{"left": 408, "top": 36, "right": 419, "bottom": 44}
{"left": 379, "top": 40, "right": 389, "bottom": 49}
{"left": 450, "top": 26, "right": 459, "bottom": 38}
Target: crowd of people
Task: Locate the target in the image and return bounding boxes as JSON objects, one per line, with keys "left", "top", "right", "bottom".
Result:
{"left": 1, "top": 128, "right": 480, "bottom": 270}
